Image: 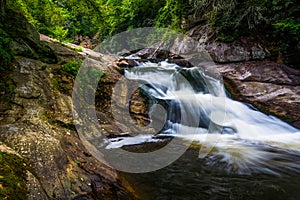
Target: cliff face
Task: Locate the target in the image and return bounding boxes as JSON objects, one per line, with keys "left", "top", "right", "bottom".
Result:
{"left": 0, "top": 10, "right": 137, "bottom": 200}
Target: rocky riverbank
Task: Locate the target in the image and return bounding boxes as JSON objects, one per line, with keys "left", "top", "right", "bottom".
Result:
{"left": 0, "top": 10, "right": 137, "bottom": 200}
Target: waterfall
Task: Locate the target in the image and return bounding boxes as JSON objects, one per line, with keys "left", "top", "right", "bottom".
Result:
{"left": 107, "top": 61, "right": 300, "bottom": 174}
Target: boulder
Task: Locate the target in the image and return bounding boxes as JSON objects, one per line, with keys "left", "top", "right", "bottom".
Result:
{"left": 217, "top": 61, "right": 300, "bottom": 128}
{"left": 186, "top": 25, "right": 269, "bottom": 63}
{"left": 2, "top": 9, "right": 57, "bottom": 64}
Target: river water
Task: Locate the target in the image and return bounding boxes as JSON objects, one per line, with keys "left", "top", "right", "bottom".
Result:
{"left": 106, "top": 61, "right": 300, "bottom": 199}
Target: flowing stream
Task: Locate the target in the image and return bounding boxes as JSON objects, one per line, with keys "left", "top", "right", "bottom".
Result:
{"left": 107, "top": 61, "right": 300, "bottom": 199}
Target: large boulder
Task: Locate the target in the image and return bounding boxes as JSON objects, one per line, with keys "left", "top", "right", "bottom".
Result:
{"left": 186, "top": 25, "right": 269, "bottom": 63}
{"left": 217, "top": 61, "right": 300, "bottom": 128}
{"left": 202, "top": 42, "right": 267, "bottom": 63}
{"left": 2, "top": 9, "right": 57, "bottom": 64}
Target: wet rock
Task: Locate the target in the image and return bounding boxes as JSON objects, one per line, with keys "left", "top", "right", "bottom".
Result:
{"left": 134, "top": 47, "right": 174, "bottom": 60}
{"left": 217, "top": 61, "right": 300, "bottom": 128}
{"left": 88, "top": 56, "right": 153, "bottom": 136}
{"left": 129, "top": 90, "right": 151, "bottom": 128}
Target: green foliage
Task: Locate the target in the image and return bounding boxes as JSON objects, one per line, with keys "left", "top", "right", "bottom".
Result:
{"left": 100, "top": 0, "right": 165, "bottom": 37}
{"left": 156, "top": 0, "right": 188, "bottom": 29}
{"left": 8, "top": 0, "right": 104, "bottom": 41}
{"left": 274, "top": 19, "right": 300, "bottom": 35}
{"left": 0, "top": 26, "right": 12, "bottom": 71}
{"left": 61, "top": 61, "right": 83, "bottom": 76}
{"left": 51, "top": 26, "right": 68, "bottom": 42}
{"left": 5, "top": 0, "right": 299, "bottom": 51}
{"left": 75, "top": 67, "right": 105, "bottom": 103}
{"left": 188, "top": 0, "right": 299, "bottom": 47}
{"left": 74, "top": 46, "right": 83, "bottom": 52}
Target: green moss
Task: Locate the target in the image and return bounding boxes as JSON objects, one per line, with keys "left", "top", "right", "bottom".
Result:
{"left": 62, "top": 44, "right": 83, "bottom": 52}
{"left": 0, "top": 152, "right": 29, "bottom": 200}
{"left": 52, "top": 79, "right": 70, "bottom": 92}
{"left": 61, "top": 61, "right": 83, "bottom": 76}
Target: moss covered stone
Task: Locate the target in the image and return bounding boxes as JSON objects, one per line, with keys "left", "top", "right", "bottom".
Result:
{"left": 0, "top": 152, "right": 29, "bottom": 200}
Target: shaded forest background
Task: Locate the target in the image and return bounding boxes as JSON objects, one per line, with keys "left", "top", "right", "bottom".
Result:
{"left": 1, "top": 0, "right": 299, "bottom": 68}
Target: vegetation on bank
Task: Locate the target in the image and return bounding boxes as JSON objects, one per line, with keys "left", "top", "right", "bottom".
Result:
{"left": 0, "top": 0, "right": 299, "bottom": 69}
{"left": 5, "top": 0, "right": 298, "bottom": 45}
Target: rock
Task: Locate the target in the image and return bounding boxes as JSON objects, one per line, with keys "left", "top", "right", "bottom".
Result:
{"left": 2, "top": 9, "right": 57, "bottom": 64}
{"left": 251, "top": 44, "right": 267, "bottom": 60}
{"left": 47, "top": 42, "right": 84, "bottom": 63}
{"left": 185, "top": 25, "right": 269, "bottom": 63}
{"left": 187, "top": 24, "right": 215, "bottom": 43}
{"left": 129, "top": 89, "right": 150, "bottom": 128}
{"left": 0, "top": 142, "right": 47, "bottom": 200}
{"left": 1, "top": 9, "right": 137, "bottom": 199}
{"left": 217, "top": 61, "right": 300, "bottom": 128}
{"left": 134, "top": 47, "right": 174, "bottom": 60}
{"left": 130, "top": 25, "right": 268, "bottom": 64}
{"left": 27, "top": 171, "right": 49, "bottom": 200}
{"left": 0, "top": 54, "right": 137, "bottom": 199}
{"left": 84, "top": 57, "right": 153, "bottom": 136}
{"left": 204, "top": 42, "right": 251, "bottom": 62}
{"left": 16, "top": 83, "right": 41, "bottom": 99}
{"left": 11, "top": 40, "right": 35, "bottom": 58}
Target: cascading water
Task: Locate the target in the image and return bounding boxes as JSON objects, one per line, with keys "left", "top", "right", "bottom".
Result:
{"left": 107, "top": 61, "right": 300, "bottom": 175}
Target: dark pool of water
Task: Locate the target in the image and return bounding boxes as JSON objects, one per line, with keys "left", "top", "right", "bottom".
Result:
{"left": 121, "top": 147, "right": 300, "bottom": 200}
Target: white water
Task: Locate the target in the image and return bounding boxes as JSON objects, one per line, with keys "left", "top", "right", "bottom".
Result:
{"left": 107, "top": 61, "right": 300, "bottom": 174}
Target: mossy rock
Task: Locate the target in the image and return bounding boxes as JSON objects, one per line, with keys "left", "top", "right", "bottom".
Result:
{"left": 0, "top": 152, "right": 29, "bottom": 200}
{"left": 2, "top": 9, "right": 57, "bottom": 64}
{"left": 0, "top": 73, "right": 15, "bottom": 113}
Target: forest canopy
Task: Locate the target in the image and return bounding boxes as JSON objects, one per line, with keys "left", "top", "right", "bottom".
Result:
{"left": 1, "top": 0, "right": 298, "bottom": 69}
{"left": 1, "top": 0, "right": 300, "bottom": 47}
